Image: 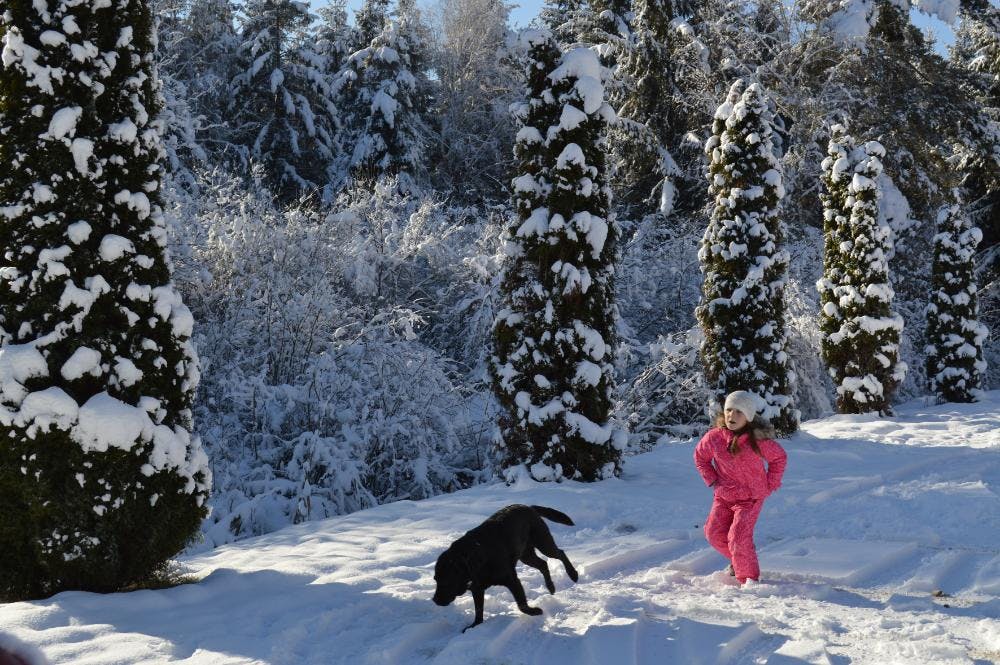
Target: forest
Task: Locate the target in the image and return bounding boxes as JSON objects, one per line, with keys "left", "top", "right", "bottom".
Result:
{"left": 0, "top": 0, "right": 997, "bottom": 597}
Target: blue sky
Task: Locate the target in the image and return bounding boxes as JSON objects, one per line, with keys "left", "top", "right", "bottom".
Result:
{"left": 320, "top": 0, "right": 958, "bottom": 53}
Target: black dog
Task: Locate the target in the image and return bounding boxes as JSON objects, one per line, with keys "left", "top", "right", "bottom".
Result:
{"left": 432, "top": 504, "right": 579, "bottom": 632}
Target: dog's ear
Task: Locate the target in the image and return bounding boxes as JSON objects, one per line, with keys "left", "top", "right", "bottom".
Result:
{"left": 461, "top": 552, "right": 482, "bottom": 586}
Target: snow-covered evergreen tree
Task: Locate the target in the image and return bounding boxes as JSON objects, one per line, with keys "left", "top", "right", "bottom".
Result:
{"left": 953, "top": 3, "right": 1000, "bottom": 256}
{"left": 816, "top": 129, "right": 906, "bottom": 414}
{"left": 613, "top": 0, "right": 684, "bottom": 217}
{"left": 697, "top": 80, "right": 796, "bottom": 433}
{"left": 354, "top": 0, "right": 391, "bottom": 52}
{"left": 925, "top": 202, "right": 988, "bottom": 403}
{"left": 230, "top": 0, "right": 338, "bottom": 199}
{"left": 817, "top": 124, "right": 854, "bottom": 402}
{"left": 315, "top": 0, "right": 356, "bottom": 79}
{"left": 155, "top": 1, "right": 208, "bottom": 177}
{"left": 492, "top": 32, "right": 624, "bottom": 481}
{"left": 0, "top": 0, "right": 209, "bottom": 598}
{"left": 340, "top": 19, "right": 427, "bottom": 192}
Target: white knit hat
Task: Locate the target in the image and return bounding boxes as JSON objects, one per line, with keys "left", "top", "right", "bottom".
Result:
{"left": 724, "top": 391, "right": 759, "bottom": 422}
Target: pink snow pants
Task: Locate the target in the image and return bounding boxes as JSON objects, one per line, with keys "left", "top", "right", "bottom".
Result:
{"left": 704, "top": 496, "right": 764, "bottom": 583}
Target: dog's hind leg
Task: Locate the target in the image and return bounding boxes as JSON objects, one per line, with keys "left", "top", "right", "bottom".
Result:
{"left": 533, "top": 523, "right": 579, "bottom": 583}
{"left": 503, "top": 570, "right": 543, "bottom": 616}
{"left": 521, "top": 550, "right": 556, "bottom": 593}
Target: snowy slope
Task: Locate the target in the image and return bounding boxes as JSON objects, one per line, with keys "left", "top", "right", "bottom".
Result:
{"left": 2, "top": 394, "right": 1000, "bottom": 664}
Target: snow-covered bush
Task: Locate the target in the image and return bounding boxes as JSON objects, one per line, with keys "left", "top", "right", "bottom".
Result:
{"left": 619, "top": 327, "right": 711, "bottom": 449}
{"left": 978, "top": 245, "right": 1000, "bottom": 390}
{"left": 165, "top": 170, "right": 490, "bottom": 547}
{"left": 784, "top": 232, "right": 837, "bottom": 419}
{"left": 0, "top": 0, "right": 208, "bottom": 598}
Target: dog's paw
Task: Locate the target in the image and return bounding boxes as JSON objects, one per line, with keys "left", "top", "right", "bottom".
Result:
{"left": 546, "top": 580, "right": 556, "bottom": 594}
{"left": 520, "top": 605, "right": 543, "bottom": 616}
{"left": 567, "top": 568, "right": 579, "bottom": 583}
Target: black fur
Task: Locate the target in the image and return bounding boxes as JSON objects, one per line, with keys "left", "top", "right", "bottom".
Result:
{"left": 432, "top": 504, "right": 579, "bottom": 632}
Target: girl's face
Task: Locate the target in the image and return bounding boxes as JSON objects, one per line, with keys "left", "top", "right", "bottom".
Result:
{"left": 724, "top": 408, "right": 749, "bottom": 431}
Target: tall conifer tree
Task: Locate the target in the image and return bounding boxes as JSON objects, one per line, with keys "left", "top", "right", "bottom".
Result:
{"left": 230, "top": 0, "right": 338, "bottom": 199}
{"left": 817, "top": 128, "right": 906, "bottom": 414}
{"left": 492, "top": 32, "right": 624, "bottom": 481}
{"left": 817, "top": 124, "right": 854, "bottom": 403}
{"left": 697, "top": 80, "right": 796, "bottom": 433}
{"left": 926, "top": 202, "right": 988, "bottom": 402}
{"left": 0, "top": 0, "right": 209, "bottom": 598}
{"left": 354, "top": 0, "right": 391, "bottom": 51}
{"left": 614, "top": 0, "right": 683, "bottom": 217}
{"left": 340, "top": 20, "right": 426, "bottom": 192}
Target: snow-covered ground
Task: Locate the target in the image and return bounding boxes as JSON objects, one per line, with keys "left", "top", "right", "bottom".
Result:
{"left": 3, "top": 394, "right": 1000, "bottom": 665}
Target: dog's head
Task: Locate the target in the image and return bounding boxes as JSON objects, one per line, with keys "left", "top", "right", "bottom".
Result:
{"left": 432, "top": 545, "right": 472, "bottom": 606}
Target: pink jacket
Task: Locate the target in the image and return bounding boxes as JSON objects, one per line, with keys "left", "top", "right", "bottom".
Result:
{"left": 694, "top": 427, "right": 787, "bottom": 502}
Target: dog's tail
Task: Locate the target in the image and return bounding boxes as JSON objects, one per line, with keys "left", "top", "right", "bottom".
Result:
{"left": 531, "top": 505, "right": 574, "bottom": 526}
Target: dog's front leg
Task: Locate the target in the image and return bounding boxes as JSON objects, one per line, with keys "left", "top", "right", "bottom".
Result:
{"left": 504, "top": 573, "right": 543, "bottom": 616}
{"left": 462, "top": 587, "right": 486, "bottom": 633}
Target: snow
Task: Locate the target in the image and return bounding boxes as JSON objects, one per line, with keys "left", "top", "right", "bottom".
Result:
{"left": 46, "top": 107, "right": 82, "bottom": 140}
{"left": 516, "top": 207, "right": 549, "bottom": 238}
{"left": 18, "top": 387, "right": 79, "bottom": 431}
{"left": 66, "top": 221, "right": 92, "bottom": 244}
{"left": 913, "top": 0, "right": 960, "bottom": 23}
{"left": 563, "top": 410, "right": 614, "bottom": 444}
{"left": 549, "top": 48, "right": 604, "bottom": 115}
{"left": 60, "top": 347, "right": 102, "bottom": 381}
{"left": 108, "top": 118, "right": 138, "bottom": 143}
{"left": 371, "top": 89, "right": 398, "bottom": 128}
{"left": 557, "top": 105, "right": 588, "bottom": 132}
{"left": 71, "top": 392, "right": 152, "bottom": 453}
{"left": 113, "top": 357, "right": 143, "bottom": 387}
{"left": 571, "top": 211, "right": 609, "bottom": 258}
{"left": 70, "top": 138, "right": 95, "bottom": 174}
{"left": 2, "top": 29, "right": 62, "bottom": 95}
{"left": 0, "top": 344, "right": 49, "bottom": 405}
{"left": 1, "top": 394, "right": 999, "bottom": 663}
{"left": 827, "top": 0, "right": 877, "bottom": 42}
{"left": 98, "top": 234, "right": 136, "bottom": 262}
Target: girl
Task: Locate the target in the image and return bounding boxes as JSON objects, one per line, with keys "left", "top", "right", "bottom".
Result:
{"left": 694, "top": 390, "right": 787, "bottom": 584}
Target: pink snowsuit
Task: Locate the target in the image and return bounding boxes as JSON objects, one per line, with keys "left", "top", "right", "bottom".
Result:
{"left": 694, "top": 427, "right": 787, "bottom": 583}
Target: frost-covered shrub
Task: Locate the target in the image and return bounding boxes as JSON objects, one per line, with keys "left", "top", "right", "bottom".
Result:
{"left": 0, "top": 1, "right": 208, "bottom": 598}
{"left": 619, "top": 328, "right": 711, "bottom": 449}
{"left": 492, "top": 34, "right": 625, "bottom": 482}
{"left": 616, "top": 218, "right": 709, "bottom": 444}
{"left": 697, "top": 79, "right": 796, "bottom": 433}
{"left": 925, "top": 203, "right": 988, "bottom": 402}
{"left": 783, "top": 237, "right": 836, "bottom": 420}
{"left": 166, "top": 171, "right": 489, "bottom": 547}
